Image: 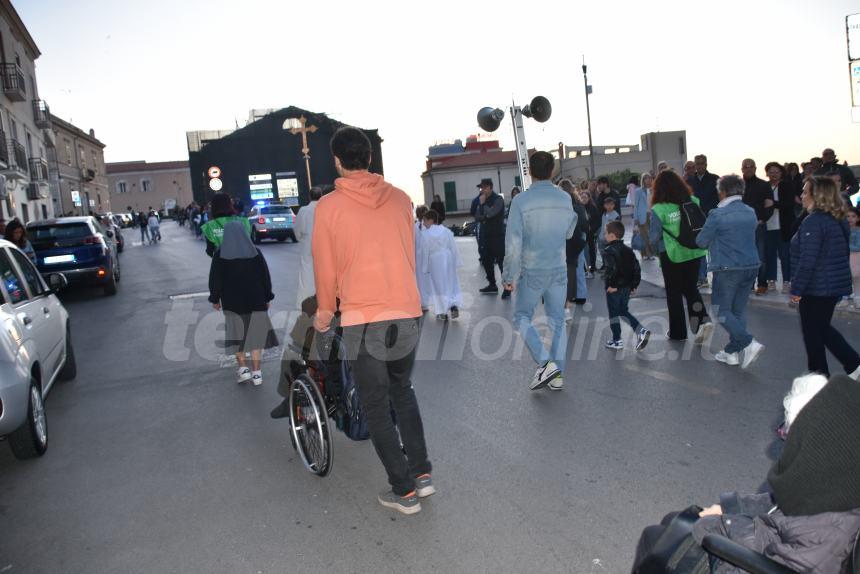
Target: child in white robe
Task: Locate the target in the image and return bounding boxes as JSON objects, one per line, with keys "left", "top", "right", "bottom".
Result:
{"left": 414, "top": 205, "right": 431, "bottom": 312}
{"left": 421, "top": 209, "right": 462, "bottom": 320}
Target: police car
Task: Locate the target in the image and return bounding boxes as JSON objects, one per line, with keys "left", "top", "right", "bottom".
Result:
{"left": 247, "top": 203, "right": 297, "bottom": 243}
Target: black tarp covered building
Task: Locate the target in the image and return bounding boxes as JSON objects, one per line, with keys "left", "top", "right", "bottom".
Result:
{"left": 188, "top": 107, "right": 383, "bottom": 208}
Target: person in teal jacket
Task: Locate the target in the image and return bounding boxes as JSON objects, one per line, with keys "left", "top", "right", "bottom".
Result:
{"left": 648, "top": 171, "right": 713, "bottom": 342}
{"left": 201, "top": 192, "right": 252, "bottom": 257}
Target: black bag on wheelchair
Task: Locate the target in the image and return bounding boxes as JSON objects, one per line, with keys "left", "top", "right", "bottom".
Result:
{"left": 336, "top": 361, "right": 370, "bottom": 441}
{"left": 634, "top": 506, "right": 710, "bottom": 574}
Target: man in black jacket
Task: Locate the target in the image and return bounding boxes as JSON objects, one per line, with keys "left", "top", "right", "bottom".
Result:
{"left": 687, "top": 154, "right": 719, "bottom": 214}
{"left": 602, "top": 220, "right": 649, "bottom": 351}
{"left": 741, "top": 159, "right": 775, "bottom": 295}
{"left": 816, "top": 148, "right": 858, "bottom": 196}
{"left": 475, "top": 178, "right": 508, "bottom": 298}
{"left": 596, "top": 176, "right": 621, "bottom": 218}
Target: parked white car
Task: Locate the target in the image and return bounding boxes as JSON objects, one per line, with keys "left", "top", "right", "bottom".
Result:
{"left": 0, "top": 239, "right": 76, "bottom": 459}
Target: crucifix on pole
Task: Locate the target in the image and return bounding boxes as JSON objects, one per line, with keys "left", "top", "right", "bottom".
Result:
{"left": 287, "top": 115, "right": 318, "bottom": 189}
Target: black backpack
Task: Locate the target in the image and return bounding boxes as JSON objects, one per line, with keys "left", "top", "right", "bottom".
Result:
{"left": 664, "top": 201, "right": 706, "bottom": 250}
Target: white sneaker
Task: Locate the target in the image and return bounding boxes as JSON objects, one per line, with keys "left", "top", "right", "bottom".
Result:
{"left": 251, "top": 371, "right": 263, "bottom": 386}
{"left": 714, "top": 351, "right": 740, "bottom": 366}
{"left": 564, "top": 308, "right": 573, "bottom": 323}
{"left": 529, "top": 361, "right": 561, "bottom": 390}
{"left": 741, "top": 339, "right": 765, "bottom": 369}
{"left": 547, "top": 376, "right": 563, "bottom": 391}
{"left": 694, "top": 322, "right": 714, "bottom": 346}
{"left": 849, "top": 365, "right": 860, "bottom": 382}
{"left": 237, "top": 367, "right": 252, "bottom": 384}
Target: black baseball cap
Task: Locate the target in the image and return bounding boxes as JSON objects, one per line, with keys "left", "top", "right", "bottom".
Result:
{"left": 477, "top": 178, "right": 493, "bottom": 188}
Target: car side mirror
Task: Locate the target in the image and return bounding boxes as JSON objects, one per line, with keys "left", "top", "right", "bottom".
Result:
{"left": 106, "top": 230, "right": 114, "bottom": 238}
{"left": 47, "top": 273, "right": 68, "bottom": 293}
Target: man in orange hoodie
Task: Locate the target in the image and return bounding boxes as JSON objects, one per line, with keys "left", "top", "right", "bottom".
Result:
{"left": 312, "top": 127, "right": 433, "bottom": 515}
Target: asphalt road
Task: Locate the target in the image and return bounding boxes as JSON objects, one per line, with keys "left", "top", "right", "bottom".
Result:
{"left": 1, "top": 221, "right": 858, "bottom": 573}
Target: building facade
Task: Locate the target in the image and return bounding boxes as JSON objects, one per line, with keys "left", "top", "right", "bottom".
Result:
{"left": 106, "top": 160, "right": 193, "bottom": 215}
{"left": 187, "top": 106, "right": 383, "bottom": 208}
{"left": 421, "top": 138, "right": 527, "bottom": 213}
{"left": 556, "top": 130, "right": 688, "bottom": 182}
{"left": 50, "top": 115, "right": 107, "bottom": 215}
{"left": 0, "top": 0, "right": 54, "bottom": 224}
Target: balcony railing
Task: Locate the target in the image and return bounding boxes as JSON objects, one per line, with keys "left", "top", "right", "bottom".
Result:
{"left": 1, "top": 63, "right": 26, "bottom": 102}
{"left": 0, "top": 130, "right": 7, "bottom": 166}
{"left": 32, "top": 100, "right": 50, "bottom": 129}
{"left": 1, "top": 139, "right": 30, "bottom": 180}
{"left": 29, "top": 157, "right": 48, "bottom": 182}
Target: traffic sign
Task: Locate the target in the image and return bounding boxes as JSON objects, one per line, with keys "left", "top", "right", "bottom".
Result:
{"left": 208, "top": 166, "right": 221, "bottom": 178}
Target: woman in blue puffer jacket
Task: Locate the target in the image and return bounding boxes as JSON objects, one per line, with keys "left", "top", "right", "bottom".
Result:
{"left": 790, "top": 176, "right": 860, "bottom": 379}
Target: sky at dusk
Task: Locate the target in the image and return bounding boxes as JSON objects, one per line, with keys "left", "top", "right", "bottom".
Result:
{"left": 14, "top": 0, "right": 860, "bottom": 202}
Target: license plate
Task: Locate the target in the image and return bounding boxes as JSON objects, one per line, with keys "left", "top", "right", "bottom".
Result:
{"left": 273, "top": 217, "right": 286, "bottom": 222}
{"left": 44, "top": 254, "right": 75, "bottom": 264}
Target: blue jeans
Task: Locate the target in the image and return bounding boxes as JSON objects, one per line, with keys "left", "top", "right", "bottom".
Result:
{"left": 514, "top": 269, "right": 568, "bottom": 373}
{"left": 711, "top": 268, "right": 757, "bottom": 354}
{"left": 606, "top": 287, "right": 642, "bottom": 341}
{"left": 698, "top": 256, "right": 708, "bottom": 283}
{"left": 764, "top": 229, "right": 790, "bottom": 282}
{"left": 566, "top": 251, "right": 589, "bottom": 301}
{"left": 755, "top": 224, "right": 767, "bottom": 288}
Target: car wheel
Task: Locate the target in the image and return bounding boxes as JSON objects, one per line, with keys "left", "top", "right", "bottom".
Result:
{"left": 290, "top": 231, "right": 298, "bottom": 243}
{"left": 8, "top": 377, "right": 48, "bottom": 459}
{"left": 252, "top": 229, "right": 261, "bottom": 244}
{"left": 104, "top": 268, "right": 118, "bottom": 296}
{"left": 58, "top": 326, "right": 77, "bottom": 381}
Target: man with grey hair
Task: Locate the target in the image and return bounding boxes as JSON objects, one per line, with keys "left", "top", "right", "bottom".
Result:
{"left": 696, "top": 174, "right": 764, "bottom": 368}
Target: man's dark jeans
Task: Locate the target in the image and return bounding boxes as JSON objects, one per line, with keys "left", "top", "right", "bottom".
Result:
{"left": 481, "top": 238, "right": 504, "bottom": 286}
{"left": 798, "top": 296, "right": 860, "bottom": 376}
{"left": 755, "top": 223, "right": 767, "bottom": 288}
{"left": 341, "top": 318, "right": 431, "bottom": 496}
{"left": 606, "top": 287, "right": 642, "bottom": 341}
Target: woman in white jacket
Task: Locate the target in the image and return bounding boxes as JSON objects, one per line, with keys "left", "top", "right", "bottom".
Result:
{"left": 293, "top": 186, "right": 323, "bottom": 307}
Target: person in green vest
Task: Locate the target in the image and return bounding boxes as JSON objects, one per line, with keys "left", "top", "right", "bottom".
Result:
{"left": 202, "top": 192, "right": 252, "bottom": 257}
{"left": 648, "top": 170, "right": 714, "bottom": 342}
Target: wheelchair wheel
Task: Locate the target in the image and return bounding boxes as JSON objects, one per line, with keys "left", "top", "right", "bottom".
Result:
{"left": 288, "top": 374, "right": 333, "bottom": 477}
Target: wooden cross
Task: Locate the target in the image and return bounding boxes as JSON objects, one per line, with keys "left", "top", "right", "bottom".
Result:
{"left": 288, "top": 115, "right": 318, "bottom": 189}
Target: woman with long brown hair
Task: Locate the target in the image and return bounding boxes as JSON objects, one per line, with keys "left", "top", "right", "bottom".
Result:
{"left": 790, "top": 176, "right": 859, "bottom": 379}
{"left": 4, "top": 219, "right": 36, "bottom": 263}
{"left": 648, "top": 171, "right": 712, "bottom": 342}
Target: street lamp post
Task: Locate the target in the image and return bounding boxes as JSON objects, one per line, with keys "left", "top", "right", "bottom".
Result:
{"left": 582, "top": 57, "right": 596, "bottom": 180}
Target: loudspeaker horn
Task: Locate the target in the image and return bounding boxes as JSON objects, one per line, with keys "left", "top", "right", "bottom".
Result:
{"left": 477, "top": 107, "right": 505, "bottom": 132}
{"left": 522, "top": 96, "right": 552, "bottom": 123}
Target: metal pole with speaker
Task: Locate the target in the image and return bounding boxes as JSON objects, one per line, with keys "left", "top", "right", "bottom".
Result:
{"left": 477, "top": 96, "right": 552, "bottom": 191}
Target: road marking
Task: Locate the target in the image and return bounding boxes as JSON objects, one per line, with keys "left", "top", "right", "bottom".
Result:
{"left": 623, "top": 364, "right": 721, "bottom": 396}
{"left": 168, "top": 291, "right": 210, "bottom": 300}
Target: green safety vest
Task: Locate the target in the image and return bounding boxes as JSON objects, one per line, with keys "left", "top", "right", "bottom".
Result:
{"left": 201, "top": 216, "right": 252, "bottom": 247}
{"left": 652, "top": 198, "right": 707, "bottom": 263}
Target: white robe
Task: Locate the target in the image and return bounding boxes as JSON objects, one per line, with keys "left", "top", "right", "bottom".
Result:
{"left": 415, "top": 222, "right": 431, "bottom": 308}
{"left": 421, "top": 224, "right": 462, "bottom": 314}
{"left": 294, "top": 200, "right": 318, "bottom": 307}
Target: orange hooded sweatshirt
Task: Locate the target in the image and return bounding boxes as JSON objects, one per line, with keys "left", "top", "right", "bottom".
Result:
{"left": 311, "top": 171, "right": 421, "bottom": 330}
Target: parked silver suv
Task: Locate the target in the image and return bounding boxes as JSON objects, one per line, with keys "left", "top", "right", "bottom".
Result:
{"left": 0, "top": 239, "right": 76, "bottom": 459}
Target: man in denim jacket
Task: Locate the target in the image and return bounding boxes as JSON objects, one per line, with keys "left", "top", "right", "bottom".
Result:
{"left": 502, "top": 152, "right": 576, "bottom": 391}
{"left": 696, "top": 174, "right": 764, "bottom": 368}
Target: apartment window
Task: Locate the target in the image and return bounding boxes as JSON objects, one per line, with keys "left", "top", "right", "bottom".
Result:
{"left": 141, "top": 178, "right": 152, "bottom": 193}
{"left": 41, "top": 204, "right": 47, "bottom": 220}
{"left": 25, "top": 132, "right": 32, "bottom": 157}
{"left": 117, "top": 180, "right": 128, "bottom": 194}
{"left": 10, "top": 119, "right": 17, "bottom": 141}
{"left": 64, "top": 139, "right": 72, "bottom": 165}
{"left": 514, "top": 176, "right": 522, "bottom": 187}
{"left": 21, "top": 203, "right": 29, "bottom": 224}
{"left": 79, "top": 146, "right": 87, "bottom": 169}
{"left": 91, "top": 151, "right": 98, "bottom": 174}
{"left": 29, "top": 75, "right": 35, "bottom": 98}
{"left": 97, "top": 193, "right": 102, "bottom": 207}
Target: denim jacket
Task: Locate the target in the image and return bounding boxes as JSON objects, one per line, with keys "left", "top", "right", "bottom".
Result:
{"left": 502, "top": 180, "right": 576, "bottom": 283}
{"left": 695, "top": 196, "right": 760, "bottom": 272}
{"left": 632, "top": 186, "right": 650, "bottom": 225}
{"left": 850, "top": 227, "right": 860, "bottom": 253}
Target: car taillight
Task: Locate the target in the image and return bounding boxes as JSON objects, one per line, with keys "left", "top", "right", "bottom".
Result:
{"left": 82, "top": 236, "right": 101, "bottom": 245}
{"left": 97, "top": 268, "right": 106, "bottom": 277}
{"left": 258, "top": 217, "right": 266, "bottom": 224}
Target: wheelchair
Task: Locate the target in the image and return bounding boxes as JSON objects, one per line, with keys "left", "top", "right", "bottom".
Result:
{"left": 280, "top": 332, "right": 353, "bottom": 478}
